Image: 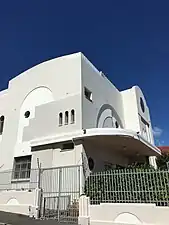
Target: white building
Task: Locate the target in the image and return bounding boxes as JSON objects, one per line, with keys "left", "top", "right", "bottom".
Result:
{"left": 0, "top": 52, "right": 160, "bottom": 179}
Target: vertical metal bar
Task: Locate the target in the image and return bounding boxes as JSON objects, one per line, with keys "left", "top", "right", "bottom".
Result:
{"left": 43, "top": 197, "right": 46, "bottom": 217}
{"left": 57, "top": 167, "right": 62, "bottom": 222}
{"left": 78, "top": 166, "right": 81, "bottom": 197}
{"left": 37, "top": 165, "right": 43, "bottom": 218}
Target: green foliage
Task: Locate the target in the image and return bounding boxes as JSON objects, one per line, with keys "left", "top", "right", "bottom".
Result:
{"left": 84, "top": 154, "right": 169, "bottom": 206}
{"left": 157, "top": 153, "right": 169, "bottom": 170}
{"left": 85, "top": 168, "right": 169, "bottom": 206}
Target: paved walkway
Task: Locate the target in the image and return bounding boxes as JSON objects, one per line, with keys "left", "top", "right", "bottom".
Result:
{"left": 0, "top": 211, "right": 75, "bottom": 225}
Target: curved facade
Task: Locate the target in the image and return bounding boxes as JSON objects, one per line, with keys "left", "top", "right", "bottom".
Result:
{"left": 0, "top": 52, "right": 158, "bottom": 174}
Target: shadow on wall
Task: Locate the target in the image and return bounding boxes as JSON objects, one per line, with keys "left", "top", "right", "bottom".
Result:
{"left": 96, "top": 104, "right": 123, "bottom": 129}
{"left": 114, "top": 212, "right": 142, "bottom": 224}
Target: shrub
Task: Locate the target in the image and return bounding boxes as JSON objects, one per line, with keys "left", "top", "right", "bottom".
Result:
{"left": 84, "top": 155, "right": 169, "bottom": 206}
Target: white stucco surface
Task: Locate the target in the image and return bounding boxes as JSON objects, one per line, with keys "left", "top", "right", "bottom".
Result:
{"left": 0, "top": 189, "right": 40, "bottom": 217}
{"left": 79, "top": 195, "right": 169, "bottom": 225}
{"left": 0, "top": 52, "right": 160, "bottom": 172}
{"left": 0, "top": 52, "right": 162, "bottom": 218}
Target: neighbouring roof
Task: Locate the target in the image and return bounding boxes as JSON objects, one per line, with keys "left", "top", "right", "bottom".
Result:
{"left": 158, "top": 146, "right": 169, "bottom": 153}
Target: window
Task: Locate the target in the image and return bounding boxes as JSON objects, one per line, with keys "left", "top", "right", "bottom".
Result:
{"left": 61, "top": 142, "right": 74, "bottom": 150}
{"left": 0, "top": 115, "right": 4, "bottom": 134}
{"left": 71, "top": 109, "right": 75, "bottom": 124}
{"left": 59, "top": 112, "right": 63, "bottom": 126}
{"left": 84, "top": 87, "right": 92, "bottom": 102}
{"left": 140, "top": 97, "right": 145, "bottom": 113}
{"left": 65, "top": 111, "right": 69, "bottom": 125}
{"left": 13, "top": 156, "right": 31, "bottom": 180}
{"left": 115, "top": 121, "right": 119, "bottom": 128}
{"left": 88, "top": 157, "right": 94, "bottom": 171}
{"left": 24, "top": 111, "right": 30, "bottom": 118}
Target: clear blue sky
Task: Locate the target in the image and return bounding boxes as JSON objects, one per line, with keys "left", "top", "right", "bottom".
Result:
{"left": 0, "top": 1, "right": 168, "bottom": 145}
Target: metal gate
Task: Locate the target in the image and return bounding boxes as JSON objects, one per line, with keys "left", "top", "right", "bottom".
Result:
{"left": 40, "top": 165, "right": 81, "bottom": 223}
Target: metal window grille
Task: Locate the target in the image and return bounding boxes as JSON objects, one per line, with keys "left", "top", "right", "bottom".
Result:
{"left": 13, "top": 156, "right": 31, "bottom": 180}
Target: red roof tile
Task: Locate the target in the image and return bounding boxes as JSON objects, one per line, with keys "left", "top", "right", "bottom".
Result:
{"left": 158, "top": 146, "right": 169, "bottom": 153}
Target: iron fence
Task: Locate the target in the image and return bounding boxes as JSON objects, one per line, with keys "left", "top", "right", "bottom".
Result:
{"left": 0, "top": 165, "right": 81, "bottom": 223}
{"left": 85, "top": 169, "right": 169, "bottom": 206}
{"left": 0, "top": 169, "right": 39, "bottom": 191}
{"left": 40, "top": 165, "right": 81, "bottom": 223}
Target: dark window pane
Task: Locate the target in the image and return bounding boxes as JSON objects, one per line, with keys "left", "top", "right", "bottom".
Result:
{"left": 26, "top": 170, "right": 31, "bottom": 178}
{"left": 24, "top": 111, "right": 30, "bottom": 118}
{"left": 65, "top": 111, "right": 69, "bottom": 125}
{"left": 20, "top": 171, "right": 27, "bottom": 179}
{"left": 13, "top": 156, "right": 31, "bottom": 179}
{"left": 15, "top": 164, "right": 21, "bottom": 171}
{"left": 14, "top": 172, "right": 19, "bottom": 179}
{"left": 21, "top": 163, "right": 27, "bottom": 170}
{"left": 71, "top": 110, "right": 75, "bottom": 124}
{"left": 59, "top": 113, "right": 63, "bottom": 126}
{"left": 28, "top": 163, "right": 31, "bottom": 170}
{"left": 62, "top": 142, "right": 74, "bottom": 150}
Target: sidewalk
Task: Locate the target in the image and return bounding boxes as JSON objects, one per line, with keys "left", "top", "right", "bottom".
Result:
{"left": 0, "top": 211, "right": 73, "bottom": 225}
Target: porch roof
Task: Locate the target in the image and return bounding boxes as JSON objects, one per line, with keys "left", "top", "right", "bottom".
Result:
{"left": 77, "top": 128, "right": 161, "bottom": 156}
{"left": 30, "top": 128, "right": 161, "bottom": 156}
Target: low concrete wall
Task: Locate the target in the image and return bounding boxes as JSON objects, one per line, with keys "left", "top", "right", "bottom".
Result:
{"left": 0, "top": 189, "right": 41, "bottom": 218}
{"left": 79, "top": 195, "right": 169, "bottom": 225}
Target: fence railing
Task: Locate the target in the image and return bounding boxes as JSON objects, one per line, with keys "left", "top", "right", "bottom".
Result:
{"left": 84, "top": 169, "right": 169, "bottom": 206}
{"left": 0, "top": 165, "right": 81, "bottom": 223}
{"left": 0, "top": 169, "right": 39, "bottom": 191}
{"left": 40, "top": 165, "right": 81, "bottom": 223}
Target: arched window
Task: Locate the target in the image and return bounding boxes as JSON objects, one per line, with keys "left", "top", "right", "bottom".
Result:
{"left": 115, "top": 121, "right": 119, "bottom": 128}
{"left": 140, "top": 97, "right": 145, "bottom": 113}
{"left": 65, "top": 111, "right": 69, "bottom": 125}
{"left": 71, "top": 109, "right": 75, "bottom": 124}
{"left": 59, "top": 112, "right": 63, "bottom": 126}
{"left": 0, "top": 115, "right": 5, "bottom": 134}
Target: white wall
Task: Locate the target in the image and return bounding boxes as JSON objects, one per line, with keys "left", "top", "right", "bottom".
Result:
{"left": 79, "top": 195, "right": 169, "bottom": 225}
{"left": 121, "top": 88, "right": 140, "bottom": 131}
{"left": 121, "top": 86, "right": 154, "bottom": 144}
{"left": 0, "top": 52, "right": 82, "bottom": 171}
{"left": 0, "top": 89, "right": 8, "bottom": 162}
{"left": 0, "top": 189, "right": 41, "bottom": 218}
{"left": 31, "top": 143, "right": 83, "bottom": 169}
{"left": 0, "top": 52, "right": 155, "bottom": 172}
{"left": 23, "top": 95, "right": 81, "bottom": 143}
{"left": 15, "top": 87, "right": 54, "bottom": 157}
{"left": 81, "top": 54, "right": 124, "bottom": 130}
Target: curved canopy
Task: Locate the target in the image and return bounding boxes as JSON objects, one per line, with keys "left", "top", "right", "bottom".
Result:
{"left": 31, "top": 128, "right": 161, "bottom": 156}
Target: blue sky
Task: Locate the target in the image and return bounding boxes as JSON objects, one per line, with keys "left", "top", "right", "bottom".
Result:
{"left": 0, "top": 1, "right": 168, "bottom": 145}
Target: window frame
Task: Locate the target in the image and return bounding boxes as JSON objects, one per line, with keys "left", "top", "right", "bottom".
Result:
{"left": 115, "top": 121, "right": 119, "bottom": 128}
{"left": 12, "top": 156, "right": 32, "bottom": 181}
{"left": 84, "top": 87, "right": 92, "bottom": 102}
{"left": 140, "top": 97, "right": 145, "bottom": 113}
{"left": 65, "top": 111, "right": 69, "bottom": 125}
{"left": 70, "top": 109, "right": 75, "bottom": 124}
{"left": 0, "top": 115, "right": 5, "bottom": 135}
{"left": 59, "top": 112, "right": 63, "bottom": 126}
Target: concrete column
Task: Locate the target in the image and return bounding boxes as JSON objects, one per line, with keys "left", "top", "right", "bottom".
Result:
{"left": 149, "top": 156, "right": 157, "bottom": 169}
{"left": 78, "top": 195, "right": 90, "bottom": 225}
